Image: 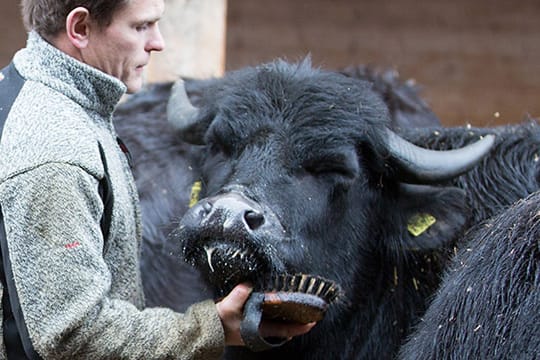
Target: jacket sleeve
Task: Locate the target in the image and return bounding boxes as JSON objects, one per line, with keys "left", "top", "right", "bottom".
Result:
{"left": 0, "top": 163, "right": 225, "bottom": 359}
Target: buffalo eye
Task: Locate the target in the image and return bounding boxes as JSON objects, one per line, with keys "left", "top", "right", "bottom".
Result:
{"left": 303, "top": 152, "right": 359, "bottom": 187}
{"left": 207, "top": 135, "right": 233, "bottom": 158}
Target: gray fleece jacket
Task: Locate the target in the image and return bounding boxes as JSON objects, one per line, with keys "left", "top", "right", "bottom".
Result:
{"left": 0, "top": 32, "right": 224, "bottom": 359}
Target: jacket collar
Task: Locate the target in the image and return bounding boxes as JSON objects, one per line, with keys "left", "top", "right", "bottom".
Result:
{"left": 13, "top": 31, "right": 127, "bottom": 118}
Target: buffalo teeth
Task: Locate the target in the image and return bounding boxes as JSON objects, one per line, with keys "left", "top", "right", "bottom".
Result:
{"left": 222, "top": 247, "right": 249, "bottom": 261}
{"left": 204, "top": 246, "right": 216, "bottom": 272}
{"left": 230, "top": 249, "right": 248, "bottom": 260}
{"left": 203, "top": 245, "right": 252, "bottom": 273}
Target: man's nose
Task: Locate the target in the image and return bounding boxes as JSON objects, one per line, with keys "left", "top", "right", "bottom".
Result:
{"left": 148, "top": 24, "right": 165, "bottom": 52}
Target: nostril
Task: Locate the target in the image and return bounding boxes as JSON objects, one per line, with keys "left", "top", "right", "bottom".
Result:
{"left": 244, "top": 210, "right": 265, "bottom": 230}
{"left": 195, "top": 200, "right": 213, "bottom": 218}
{"left": 202, "top": 201, "right": 213, "bottom": 213}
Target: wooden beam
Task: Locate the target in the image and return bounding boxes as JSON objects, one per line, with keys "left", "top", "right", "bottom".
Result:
{"left": 146, "top": 0, "right": 227, "bottom": 82}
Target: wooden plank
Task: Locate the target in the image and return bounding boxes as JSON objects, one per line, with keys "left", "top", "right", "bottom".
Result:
{"left": 226, "top": 0, "right": 540, "bottom": 126}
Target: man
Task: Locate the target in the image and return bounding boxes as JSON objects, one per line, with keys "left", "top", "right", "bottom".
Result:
{"left": 0, "top": 0, "right": 314, "bottom": 358}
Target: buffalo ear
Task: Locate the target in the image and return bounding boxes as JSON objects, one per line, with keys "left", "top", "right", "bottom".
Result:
{"left": 396, "top": 183, "right": 470, "bottom": 250}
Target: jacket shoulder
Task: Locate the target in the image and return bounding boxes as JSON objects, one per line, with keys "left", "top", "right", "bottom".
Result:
{"left": 0, "top": 82, "right": 107, "bottom": 182}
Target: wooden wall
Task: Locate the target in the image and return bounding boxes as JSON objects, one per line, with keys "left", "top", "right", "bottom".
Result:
{"left": 0, "top": 1, "right": 26, "bottom": 66}
{"left": 2, "top": 0, "right": 539, "bottom": 127}
{"left": 225, "top": 0, "right": 540, "bottom": 127}
{"left": 146, "top": 0, "right": 227, "bottom": 81}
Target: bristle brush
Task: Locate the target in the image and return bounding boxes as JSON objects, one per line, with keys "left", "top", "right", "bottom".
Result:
{"left": 240, "top": 273, "right": 343, "bottom": 352}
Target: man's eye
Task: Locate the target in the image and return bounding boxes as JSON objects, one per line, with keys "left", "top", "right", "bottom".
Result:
{"left": 136, "top": 23, "right": 149, "bottom": 31}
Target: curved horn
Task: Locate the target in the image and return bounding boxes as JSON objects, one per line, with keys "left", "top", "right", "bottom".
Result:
{"left": 167, "top": 79, "right": 200, "bottom": 131}
{"left": 386, "top": 129, "right": 495, "bottom": 183}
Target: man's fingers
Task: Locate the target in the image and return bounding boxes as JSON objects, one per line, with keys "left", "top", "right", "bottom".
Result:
{"left": 216, "top": 285, "right": 318, "bottom": 347}
{"left": 227, "top": 283, "right": 253, "bottom": 304}
{"left": 217, "top": 283, "right": 252, "bottom": 315}
{"left": 216, "top": 283, "right": 253, "bottom": 346}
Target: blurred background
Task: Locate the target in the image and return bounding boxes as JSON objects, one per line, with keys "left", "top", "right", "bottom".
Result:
{"left": 1, "top": 0, "right": 539, "bottom": 126}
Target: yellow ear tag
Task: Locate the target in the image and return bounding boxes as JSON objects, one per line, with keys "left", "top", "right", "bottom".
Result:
{"left": 407, "top": 213, "right": 437, "bottom": 237}
{"left": 189, "top": 181, "right": 202, "bottom": 208}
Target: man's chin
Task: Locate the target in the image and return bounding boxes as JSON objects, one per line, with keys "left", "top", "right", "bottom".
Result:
{"left": 124, "top": 76, "right": 145, "bottom": 94}
{"left": 125, "top": 82, "right": 143, "bottom": 94}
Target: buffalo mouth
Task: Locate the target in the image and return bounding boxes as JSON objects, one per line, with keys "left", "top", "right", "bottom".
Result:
{"left": 177, "top": 190, "right": 288, "bottom": 297}
{"left": 183, "top": 239, "right": 275, "bottom": 297}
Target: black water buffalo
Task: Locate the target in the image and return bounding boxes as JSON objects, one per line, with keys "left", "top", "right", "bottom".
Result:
{"left": 113, "top": 59, "right": 539, "bottom": 359}
{"left": 117, "top": 61, "right": 443, "bottom": 312}
{"left": 399, "top": 189, "right": 540, "bottom": 359}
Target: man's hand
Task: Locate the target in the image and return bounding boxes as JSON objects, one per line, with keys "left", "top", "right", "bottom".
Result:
{"left": 216, "top": 283, "right": 316, "bottom": 346}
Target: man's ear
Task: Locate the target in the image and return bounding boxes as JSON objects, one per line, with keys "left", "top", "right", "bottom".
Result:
{"left": 65, "top": 7, "right": 91, "bottom": 49}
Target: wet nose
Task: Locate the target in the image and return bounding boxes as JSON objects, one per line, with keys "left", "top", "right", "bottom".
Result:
{"left": 205, "top": 193, "right": 266, "bottom": 232}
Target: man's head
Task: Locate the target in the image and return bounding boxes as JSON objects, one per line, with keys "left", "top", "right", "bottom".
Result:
{"left": 21, "top": 0, "right": 165, "bottom": 93}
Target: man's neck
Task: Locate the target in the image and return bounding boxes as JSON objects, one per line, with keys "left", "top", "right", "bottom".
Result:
{"left": 47, "top": 33, "right": 83, "bottom": 63}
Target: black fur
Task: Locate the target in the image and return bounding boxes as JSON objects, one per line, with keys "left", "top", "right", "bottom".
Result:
{"left": 399, "top": 190, "right": 540, "bottom": 359}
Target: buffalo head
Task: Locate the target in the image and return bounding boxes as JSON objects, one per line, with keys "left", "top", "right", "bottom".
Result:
{"left": 170, "top": 59, "right": 492, "bottom": 293}
{"left": 167, "top": 59, "right": 494, "bottom": 357}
